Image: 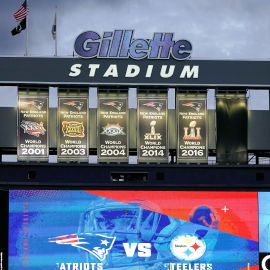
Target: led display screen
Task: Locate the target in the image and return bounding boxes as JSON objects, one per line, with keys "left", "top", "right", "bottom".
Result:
{"left": 7, "top": 190, "right": 259, "bottom": 270}
{"left": 259, "top": 192, "right": 270, "bottom": 270}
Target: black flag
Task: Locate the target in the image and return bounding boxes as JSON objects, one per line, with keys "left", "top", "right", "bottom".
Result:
{"left": 11, "top": 18, "right": 26, "bottom": 36}
{"left": 51, "top": 13, "right": 56, "bottom": 40}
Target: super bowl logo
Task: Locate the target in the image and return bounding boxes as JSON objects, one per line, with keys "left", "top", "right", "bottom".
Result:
{"left": 170, "top": 234, "right": 206, "bottom": 261}
{"left": 144, "top": 121, "right": 162, "bottom": 140}
{"left": 62, "top": 121, "right": 85, "bottom": 138}
{"left": 20, "top": 121, "right": 46, "bottom": 137}
{"left": 100, "top": 123, "right": 125, "bottom": 136}
{"left": 183, "top": 121, "right": 202, "bottom": 141}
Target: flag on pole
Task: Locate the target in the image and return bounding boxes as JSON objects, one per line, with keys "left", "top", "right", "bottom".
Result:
{"left": 11, "top": 1, "right": 28, "bottom": 36}
{"left": 13, "top": 1, "right": 28, "bottom": 22}
{"left": 11, "top": 18, "right": 26, "bottom": 36}
{"left": 51, "top": 13, "right": 56, "bottom": 40}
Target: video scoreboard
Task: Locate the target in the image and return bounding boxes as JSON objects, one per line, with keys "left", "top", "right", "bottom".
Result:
{"left": 2, "top": 189, "right": 270, "bottom": 270}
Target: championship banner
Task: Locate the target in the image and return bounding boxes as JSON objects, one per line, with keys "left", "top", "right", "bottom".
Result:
{"left": 58, "top": 97, "right": 88, "bottom": 162}
{"left": 137, "top": 97, "right": 168, "bottom": 162}
{"left": 177, "top": 95, "right": 208, "bottom": 163}
{"left": 98, "top": 96, "right": 128, "bottom": 162}
{"left": 17, "top": 94, "right": 49, "bottom": 161}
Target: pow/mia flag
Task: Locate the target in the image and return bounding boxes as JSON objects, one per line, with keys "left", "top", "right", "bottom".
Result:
{"left": 11, "top": 17, "right": 26, "bottom": 36}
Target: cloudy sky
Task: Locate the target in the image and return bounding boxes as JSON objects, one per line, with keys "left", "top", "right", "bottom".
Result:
{"left": 0, "top": 0, "right": 270, "bottom": 59}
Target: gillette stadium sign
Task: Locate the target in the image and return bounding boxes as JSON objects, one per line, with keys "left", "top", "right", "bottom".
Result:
{"left": 74, "top": 30, "right": 192, "bottom": 60}
{"left": 1, "top": 30, "right": 270, "bottom": 86}
{"left": 69, "top": 30, "right": 198, "bottom": 82}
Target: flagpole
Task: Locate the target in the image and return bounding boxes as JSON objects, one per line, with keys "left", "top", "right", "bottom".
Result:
{"left": 55, "top": 5, "right": 58, "bottom": 56}
{"left": 25, "top": 0, "right": 29, "bottom": 56}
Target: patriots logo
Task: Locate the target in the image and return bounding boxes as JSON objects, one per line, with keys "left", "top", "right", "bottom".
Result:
{"left": 143, "top": 101, "right": 163, "bottom": 112}
{"left": 49, "top": 233, "right": 116, "bottom": 261}
{"left": 182, "top": 102, "right": 202, "bottom": 112}
{"left": 22, "top": 100, "right": 44, "bottom": 110}
{"left": 63, "top": 101, "right": 84, "bottom": 111}
{"left": 103, "top": 101, "right": 123, "bottom": 112}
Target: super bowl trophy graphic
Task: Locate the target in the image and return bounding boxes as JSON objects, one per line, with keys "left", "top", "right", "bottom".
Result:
{"left": 144, "top": 120, "right": 162, "bottom": 140}
{"left": 150, "top": 120, "right": 156, "bottom": 135}
{"left": 183, "top": 121, "right": 202, "bottom": 140}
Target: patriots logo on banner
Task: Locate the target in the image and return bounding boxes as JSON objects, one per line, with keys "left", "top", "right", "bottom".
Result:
{"left": 103, "top": 101, "right": 123, "bottom": 112}
{"left": 143, "top": 101, "right": 163, "bottom": 112}
{"left": 63, "top": 101, "right": 84, "bottom": 111}
{"left": 49, "top": 233, "right": 116, "bottom": 261}
{"left": 182, "top": 102, "right": 202, "bottom": 112}
{"left": 22, "top": 100, "right": 44, "bottom": 110}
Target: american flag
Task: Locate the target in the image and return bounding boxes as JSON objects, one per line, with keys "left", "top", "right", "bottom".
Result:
{"left": 14, "top": 1, "right": 29, "bottom": 22}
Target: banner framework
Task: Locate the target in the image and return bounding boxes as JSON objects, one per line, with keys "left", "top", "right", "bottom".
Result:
{"left": 137, "top": 94, "right": 168, "bottom": 163}
{"left": 58, "top": 94, "right": 89, "bottom": 162}
{"left": 177, "top": 93, "right": 208, "bottom": 163}
{"left": 17, "top": 91, "right": 49, "bottom": 161}
{"left": 97, "top": 93, "right": 129, "bottom": 162}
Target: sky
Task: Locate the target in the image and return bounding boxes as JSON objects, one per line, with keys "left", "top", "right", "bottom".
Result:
{"left": 0, "top": 0, "right": 269, "bottom": 109}
{"left": 0, "top": 0, "right": 270, "bottom": 59}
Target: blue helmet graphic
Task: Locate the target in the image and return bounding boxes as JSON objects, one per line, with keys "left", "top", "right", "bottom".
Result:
{"left": 77, "top": 199, "right": 177, "bottom": 268}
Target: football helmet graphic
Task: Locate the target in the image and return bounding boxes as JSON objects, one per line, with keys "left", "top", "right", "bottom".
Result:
{"left": 77, "top": 199, "right": 220, "bottom": 269}
{"left": 77, "top": 198, "right": 180, "bottom": 269}
{"left": 189, "top": 205, "right": 220, "bottom": 238}
{"left": 190, "top": 205, "right": 219, "bottom": 228}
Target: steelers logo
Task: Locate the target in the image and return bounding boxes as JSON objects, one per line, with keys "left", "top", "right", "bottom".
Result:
{"left": 170, "top": 234, "right": 206, "bottom": 261}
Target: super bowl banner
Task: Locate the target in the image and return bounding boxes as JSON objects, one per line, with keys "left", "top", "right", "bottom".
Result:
{"left": 58, "top": 97, "right": 88, "bottom": 161}
{"left": 177, "top": 94, "right": 208, "bottom": 163}
{"left": 98, "top": 96, "right": 128, "bottom": 162}
{"left": 8, "top": 190, "right": 259, "bottom": 270}
{"left": 17, "top": 93, "right": 49, "bottom": 161}
{"left": 138, "top": 97, "right": 168, "bottom": 162}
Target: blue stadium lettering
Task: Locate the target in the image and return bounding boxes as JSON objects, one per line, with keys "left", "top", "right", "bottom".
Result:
{"left": 74, "top": 30, "right": 192, "bottom": 60}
